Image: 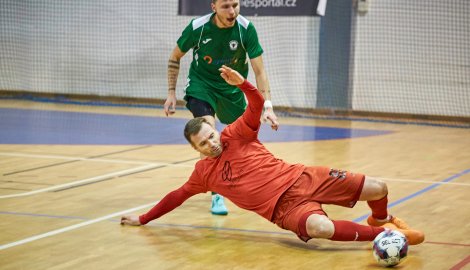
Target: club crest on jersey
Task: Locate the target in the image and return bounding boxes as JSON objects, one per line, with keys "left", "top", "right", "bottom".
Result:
{"left": 229, "top": 40, "right": 238, "bottom": 51}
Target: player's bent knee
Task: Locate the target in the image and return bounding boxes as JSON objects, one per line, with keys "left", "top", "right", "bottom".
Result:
{"left": 379, "top": 180, "right": 388, "bottom": 197}
{"left": 305, "top": 214, "right": 334, "bottom": 239}
{"left": 372, "top": 178, "right": 388, "bottom": 198}
{"left": 360, "top": 177, "right": 388, "bottom": 201}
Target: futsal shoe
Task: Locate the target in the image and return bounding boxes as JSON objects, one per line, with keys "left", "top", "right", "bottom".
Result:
{"left": 211, "top": 194, "right": 228, "bottom": 215}
{"left": 368, "top": 215, "right": 411, "bottom": 230}
{"left": 381, "top": 223, "right": 425, "bottom": 245}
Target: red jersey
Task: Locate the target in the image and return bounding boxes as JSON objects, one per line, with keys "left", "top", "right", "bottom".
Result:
{"left": 139, "top": 81, "right": 305, "bottom": 224}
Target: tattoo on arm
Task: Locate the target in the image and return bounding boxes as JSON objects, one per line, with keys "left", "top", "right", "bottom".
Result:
{"left": 168, "top": 60, "right": 180, "bottom": 68}
{"left": 168, "top": 60, "right": 180, "bottom": 92}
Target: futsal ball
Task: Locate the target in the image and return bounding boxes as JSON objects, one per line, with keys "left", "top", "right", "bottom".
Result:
{"left": 372, "top": 230, "right": 408, "bottom": 267}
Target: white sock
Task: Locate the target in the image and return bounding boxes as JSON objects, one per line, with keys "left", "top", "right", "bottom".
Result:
{"left": 375, "top": 215, "right": 392, "bottom": 223}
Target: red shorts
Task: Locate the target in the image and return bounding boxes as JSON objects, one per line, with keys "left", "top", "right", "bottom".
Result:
{"left": 271, "top": 166, "right": 365, "bottom": 241}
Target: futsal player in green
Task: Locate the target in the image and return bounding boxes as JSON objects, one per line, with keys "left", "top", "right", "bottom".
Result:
{"left": 164, "top": 0, "right": 279, "bottom": 215}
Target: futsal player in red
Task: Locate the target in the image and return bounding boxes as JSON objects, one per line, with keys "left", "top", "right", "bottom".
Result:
{"left": 121, "top": 66, "right": 425, "bottom": 245}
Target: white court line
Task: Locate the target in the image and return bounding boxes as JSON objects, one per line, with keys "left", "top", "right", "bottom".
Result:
{"left": 1, "top": 177, "right": 467, "bottom": 250}
{"left": 0, "top": 164, "right": 160, "bottom": 199}
{"left": 0, "top": 152, "right": 195, "bottom": 167}
{"left": 0, "top": 152, "right": 195, "bottom": 199}
{"left": 377, "top": 177, "right": 470, "bottom": 186}
{"left": 0, "top": 201, "right": 159, "bottom": 250}
{"left": 0, "top": 152, "right": 155, "bottom": 165}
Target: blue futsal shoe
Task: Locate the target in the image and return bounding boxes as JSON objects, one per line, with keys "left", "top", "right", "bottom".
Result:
{"left": 211, "top": 194, "right": 228, "bottom": 215}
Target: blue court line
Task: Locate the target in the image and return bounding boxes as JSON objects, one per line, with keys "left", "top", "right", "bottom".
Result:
{"left": 353, "top": 168, "right": 470, "bottom": 222}
{"left": 2, "top": 95, "right": 469, "bottom": 129}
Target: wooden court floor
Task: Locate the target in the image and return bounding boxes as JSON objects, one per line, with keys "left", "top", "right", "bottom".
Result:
{"left": 0, "top": 100, "right": 469, "bottom": 269}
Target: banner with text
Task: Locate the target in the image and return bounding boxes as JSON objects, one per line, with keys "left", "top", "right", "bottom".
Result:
{"left": 178, "top": 0, "right": 327, "bottom": 16}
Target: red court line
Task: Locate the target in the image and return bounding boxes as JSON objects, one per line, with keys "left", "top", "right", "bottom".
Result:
{"left": 425, "top": 241, "right": 470, "bottom": 247}
{"left": 449, "top": 255, "right": 470, "bottom": 270}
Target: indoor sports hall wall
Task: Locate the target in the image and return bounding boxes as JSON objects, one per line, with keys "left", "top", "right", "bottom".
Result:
{"left": 351, "top": 0, "right": 469, "bottom": 117}
{"left": 0, "top": 0, "right": 320, "bottom": 108}
{"left": 0, "top": 0, "right": 468, "bottom": 119}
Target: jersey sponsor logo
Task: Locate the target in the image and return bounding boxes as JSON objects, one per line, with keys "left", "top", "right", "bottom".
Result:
{"left": 202, "top": 55, "right": 239, "bottom": 66}
{"left": 202, "top": 38, "right": 212, "bottom": 44}
{"left": 203, "top": 55, "right": 213, "bottom": 64}
{"left": 328, "top": 168, "right": 347, "bottom": 180}
{"left": 229, "top": 40, "right": 238, "bottom": 51}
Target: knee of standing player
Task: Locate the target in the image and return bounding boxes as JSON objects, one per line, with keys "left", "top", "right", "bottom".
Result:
{"left": 305, "top": 214, "right": 334, "bottom": 239}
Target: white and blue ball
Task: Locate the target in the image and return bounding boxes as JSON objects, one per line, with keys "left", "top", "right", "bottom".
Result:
{"left": 372, "top": 230, "right": 408, "bottom": 267}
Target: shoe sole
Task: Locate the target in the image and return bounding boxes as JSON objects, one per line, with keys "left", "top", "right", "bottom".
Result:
{"left": 381, "top": 223, "right": 425, "bottom": 245}
{"left": 211, "top": 211, "right": 228, "bottom": 215}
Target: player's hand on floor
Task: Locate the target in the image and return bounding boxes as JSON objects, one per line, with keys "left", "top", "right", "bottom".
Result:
{"left": 120, "top": 215, "right": 142, "bottom": 226}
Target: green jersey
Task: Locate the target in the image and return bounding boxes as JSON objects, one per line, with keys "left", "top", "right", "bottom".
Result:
{"left": 177, "top": 13, "right": 264, "bottom": 124}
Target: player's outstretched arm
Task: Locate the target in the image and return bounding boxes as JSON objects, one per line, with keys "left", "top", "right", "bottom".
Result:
{"left": 219, "top": 65, "right": 264, "bottom": 131}
{"left": 120, "top": 186, "right": 195, "bottom": 226}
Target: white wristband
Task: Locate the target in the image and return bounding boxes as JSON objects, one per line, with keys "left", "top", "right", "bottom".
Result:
{"left": 264, "top": 100, "right": 273, "bottom": 109}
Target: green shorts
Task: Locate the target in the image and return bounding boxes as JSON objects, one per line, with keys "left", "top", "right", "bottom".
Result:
{"left": 184, "top": 78, "right": 246, "bottom": 125}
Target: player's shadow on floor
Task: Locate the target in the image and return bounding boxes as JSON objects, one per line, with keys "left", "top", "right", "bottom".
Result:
{"left": 130, "top": 223, "right": 371, "bottom": 252}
